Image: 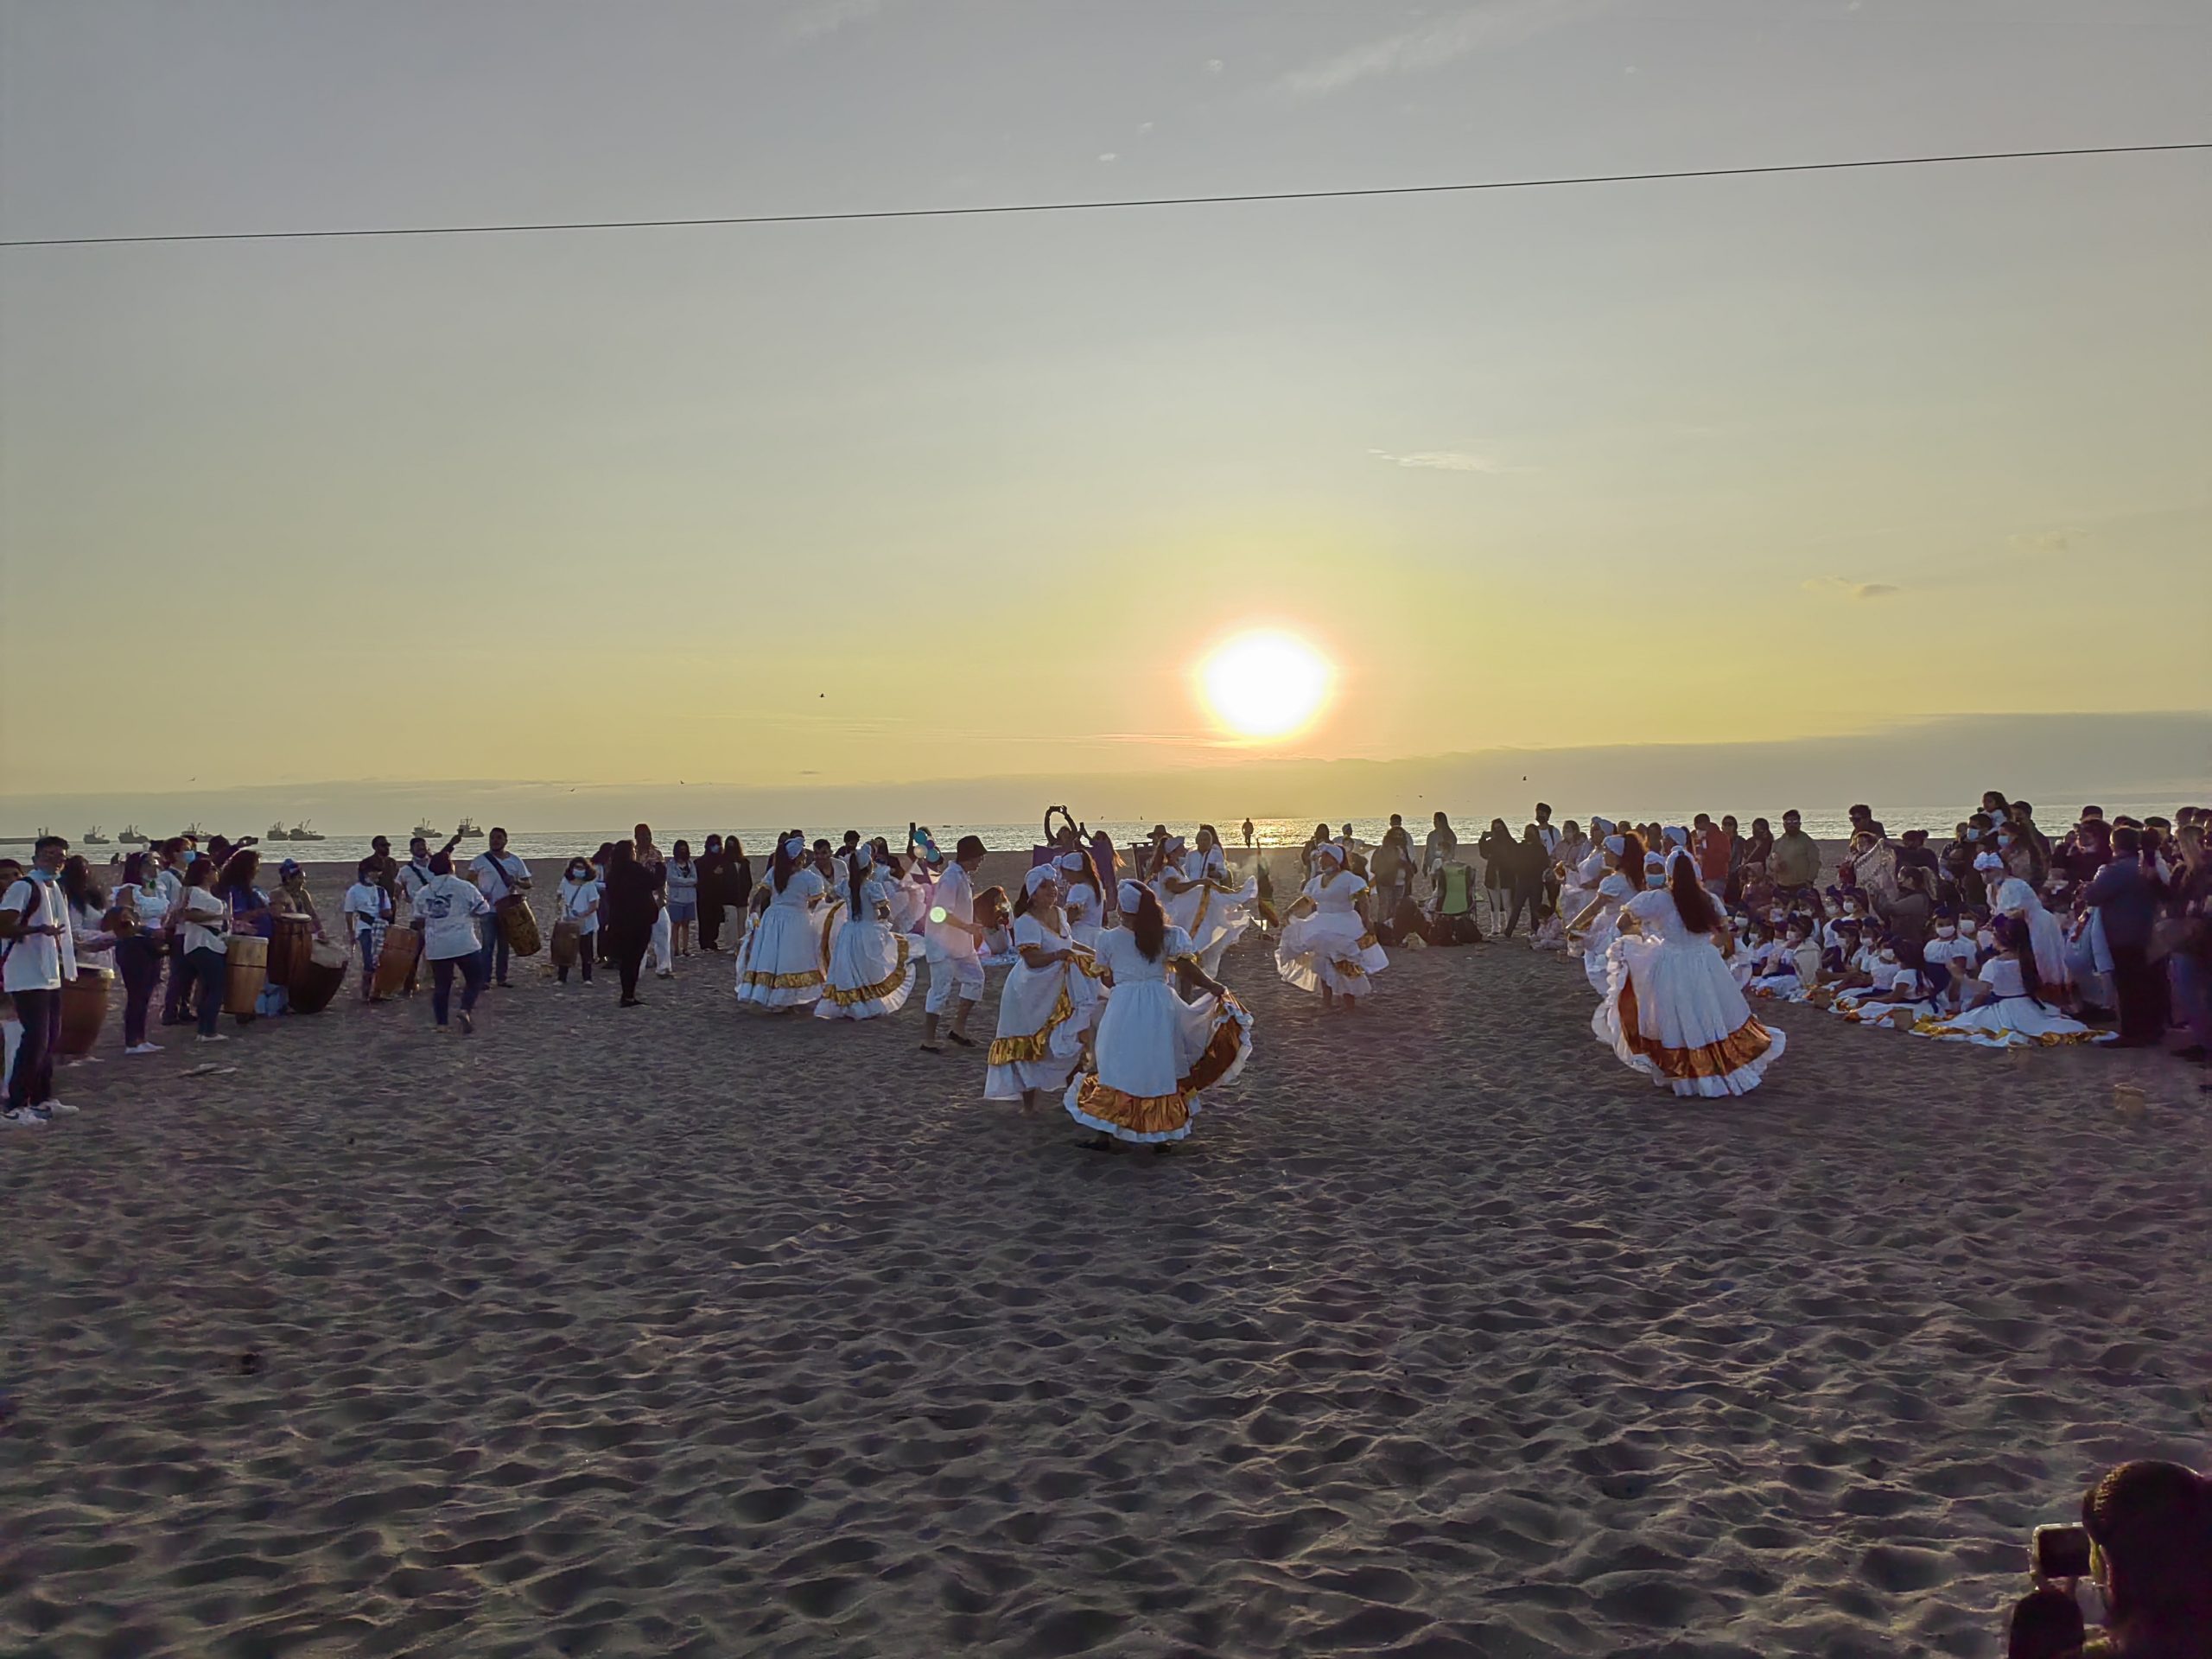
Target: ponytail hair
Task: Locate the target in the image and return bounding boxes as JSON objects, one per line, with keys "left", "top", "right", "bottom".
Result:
{"left": 772, "top": 830, "right": 800, "bottom": 893}
{"left": 1995, "top": 914, "right": 2042, "bottom": 996}
{"left": 1614, "top": 830, "right": 1647, "bottom": 878}
{"left": 1129, "top": 882, "right": 1167, "bottom": 962}
{"left": 847, "top": 849, "right": 866, "bottom": 916}
{"left": 1668, "top": 853, "right": 1719, "bottom": 933}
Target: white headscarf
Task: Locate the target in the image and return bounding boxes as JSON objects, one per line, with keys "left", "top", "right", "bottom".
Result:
{"left": 1058, "top": 850, "right": 1088, "bottom": 875}
{"left": 855, "top": 843, "right": 874, "bottom": 873}
{"left": 1314, "top": 841, "right": 1346, "bottom": 867}
{"left": 1116, "top": 880, "right": 1147, "bottom": 913}
{"left": 1994, "top": 877, "right": 2069, "bottom": 985}
{"left": 782, "top": 834, "right": 805, "bottom": 859}
{"left": 1023, "top": 864, "right": 1058, "bottom": 899}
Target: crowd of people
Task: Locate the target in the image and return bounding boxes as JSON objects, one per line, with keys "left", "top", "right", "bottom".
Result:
{"left": 6, "top": 791, "right": 2206, "bottom": 1128}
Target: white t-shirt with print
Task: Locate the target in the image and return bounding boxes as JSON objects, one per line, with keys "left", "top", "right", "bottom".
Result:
{"left": 415, "top": 874, "right": 492, "bottom": 961}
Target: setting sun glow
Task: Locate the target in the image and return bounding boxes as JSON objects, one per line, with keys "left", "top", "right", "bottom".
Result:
{"left": 1198, "top": 630, "right": 1332, "bottom": 741}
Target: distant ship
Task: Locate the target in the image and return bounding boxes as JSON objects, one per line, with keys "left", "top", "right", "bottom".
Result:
{"left": 268, "top": 821, "right": 327, "bottom": 842}
{"left": 454, "top": 818, "right": 484, "bottom": 840}
{"left": 118, "top": 824, "right": 149, "bottom": 845}
{"left": 412, "top": 821, "right": 440, "bottom": 841}
{"left": 83, "top": 826, "right": 111, "bottom": 846}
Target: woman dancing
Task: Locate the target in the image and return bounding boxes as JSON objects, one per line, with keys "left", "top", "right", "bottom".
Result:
{"left": 1591, "top": 848, "right": 1785, "bottom": 1097}
{"left": 816, "top": 844, "right": 918, "bottom": 1021}
{"left": 1274, "top": 841, "right": 1389, "bottom": 1012}
{"left": 1065, "top": 881, "right": 1251, "bottom": 1151}
{"left": 1159, "top": 824, "right": 1256, "bottom": 978}
{"left": 1059, "top": 849, "right": 1108, "bottom": 950}
{"left": 984, "top": 866, "right": 1095, "bottom": 1114}
{"left": 735, "top": 834, "right": 829, "bottom": 1012}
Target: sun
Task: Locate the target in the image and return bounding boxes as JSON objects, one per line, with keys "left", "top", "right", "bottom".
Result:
{"left": 1198, "top": 629, "right": 1333, "bottom": 741}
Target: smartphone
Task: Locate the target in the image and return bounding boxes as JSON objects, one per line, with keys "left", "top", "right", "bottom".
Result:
{"left": 2031, "top": 1523, "right": 2093, "bottom": 1584}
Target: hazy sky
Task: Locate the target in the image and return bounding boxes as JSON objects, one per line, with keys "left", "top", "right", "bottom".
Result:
{"left": 3, "top": 0, "right": 2208, "bottom": 809}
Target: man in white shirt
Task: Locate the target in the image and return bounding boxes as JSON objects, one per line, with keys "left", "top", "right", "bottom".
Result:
{"left": 467, "top": 827, "right": 531, "bottom": 988}
{"left": 920, "top": 834, "right": 988, "bottom": 1054}
{"left": 396, "top": 833, "right": 451, "bottom": 995}
{"left": 3, "top": 836, "right": 80, "bottom": 1125}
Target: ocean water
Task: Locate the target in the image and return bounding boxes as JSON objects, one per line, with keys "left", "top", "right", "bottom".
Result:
{"left": 65, "top": 802, "right": 2187, "bottom": 868}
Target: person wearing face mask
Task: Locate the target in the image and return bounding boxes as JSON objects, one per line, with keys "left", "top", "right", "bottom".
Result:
{"left": 553, "top": 856, "right": 601, "bottom": 986}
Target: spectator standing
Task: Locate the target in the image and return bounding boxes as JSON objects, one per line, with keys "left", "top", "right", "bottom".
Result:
{"left": 110, "top": 852, "right": 171, "bottom": 1053}
{"left": 1770, "top": 810, "right": 1821, "bottom": 904}
{"left": 3, "top": 836, "right": 79, "bottom": 1125}
{"left": 341, "top": 860, "right": 393, "bottom": 1001}
{"left": 601, "top": 841, "right": 661, "bottom": 1006}
{"left": 2086, "top": 827, "right": 2168, "bottom": 1047}
{"left": 173, "top": 856, "right": 233, "bottom": 1043}
{"left": 1423, "top": 811, "right": 1459, "bottom": 893}
{"left": 695, "top": 836, "right": 728, "bottom": 952}
{"left": 1692, "top": 813, "right": 1732, "bottom": 900}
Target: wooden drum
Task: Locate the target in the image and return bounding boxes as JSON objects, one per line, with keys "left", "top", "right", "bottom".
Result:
{"left": 223, "top": 935, "right": 269, "bottom": 1017}
{"left": 550, "top": 918, "right": 580, "bottom": 971}
{"left": 370, "top": 924, "right": 421, "bottom": 1000}
{"left": 498, "top": 897, "right": 541, "bottom": 957}
{"left": 267, "top": 913, "right": 315, "bottom": 988}
{"left": 58, "top": 972, "right": 111, "bottom": 1058}
{"left": 288, "top": 938, "right": 349, "bottom": 1014}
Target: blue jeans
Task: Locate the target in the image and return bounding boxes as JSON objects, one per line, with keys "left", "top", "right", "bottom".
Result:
{"left": 432, "top": 953, "right": 486, "bottom": 1027}
{"left": 477, "top": 911, "right": 510, "bottom": 984}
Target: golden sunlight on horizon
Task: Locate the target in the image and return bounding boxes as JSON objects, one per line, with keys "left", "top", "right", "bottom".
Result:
{"left": 1197, "top": 629, "right": 1335, "bottom": 743}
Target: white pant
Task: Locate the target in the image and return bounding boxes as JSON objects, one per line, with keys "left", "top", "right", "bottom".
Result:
{"left": 652, "top": 908, "right": 673, "bottom": 972}
{"left": 925, "top": 950, "right": 982, "bottom": 1014}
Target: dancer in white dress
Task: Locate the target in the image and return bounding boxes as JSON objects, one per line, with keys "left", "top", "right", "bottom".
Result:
{"left": 1065, "top": 883, "right": 1252, "bottom": 1150}
{"left": 984, "top": 868, "right": 1096, "bottom": 1113}
{"left": 1591, "top": 850, "right": 1785, "bottom": 1097}
{"left": 1159, "top": 824, "right": 1256, "bottom": 979}
{"left": 1060, "top": 850, "right": 1108, "bottom": 950}
{"left": 735, "top": 835, "right": 829, "bottom": 1012}
{"left": 1913, "top": 916, "right": 2113, "bottom": 1049}
{"left": 815, "top": 845, "right": 918, "bottom": 1020}
{"left": 1567, "top": 831, "right": 1642, "bottom": 996}
{"left": 1274, "top": 842, "right": 1388, "bottom": 1009}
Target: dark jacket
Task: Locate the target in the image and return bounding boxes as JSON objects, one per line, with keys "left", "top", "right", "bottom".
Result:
{"left": 2084, "top": 859, "right": 2162, "bottom": 950}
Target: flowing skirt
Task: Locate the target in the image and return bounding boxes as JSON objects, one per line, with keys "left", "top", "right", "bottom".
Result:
{"left": 1912, "top": 995, "right": 2115, "bottom": 1049}
{"left": 1166, "top": 877, "right": 1257, "bottom": 977}
{"left": 1064, "top": 977, "right": 1253, "bottom": 1144}
{"left": 985, "top": 961, "right": 1085, "bottom": 1096}
{"left": 1592, "top": 936, "right": 1785, "bottom": 1097}
{"left": 736, "top": 902, "right": 825, "bottom": 1008}
{"left": 814, "top": 918, "right": 916, "bottom": 1020}
{"left": 1275, "top": 910, "right": 1388, "bottom": 998}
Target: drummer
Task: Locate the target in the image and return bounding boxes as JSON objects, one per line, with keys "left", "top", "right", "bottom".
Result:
{"left": 341, "top": 859, "right": 393, "bottom": 1001}
{"left": 218, "top": 849, "right": 280, "bottom": 1017}
{"left": 467, "top": 829, "right": 531, "bottom": 990}
{"left": 396, "top": 834, "right": 452, "bottom": 997}
{"left": 270, "top": 859, "right": 325, "bottom": 933}
{"left": 3, "top": 836, "right": 79, "bottom": 1127}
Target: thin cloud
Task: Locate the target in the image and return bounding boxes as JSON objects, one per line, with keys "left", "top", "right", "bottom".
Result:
{"left": 786, "top": 0, "right": 900, "bottom": 40}
{"left": 1803, "top": 576, "right": 1904, "bottom": 601}
{"left": 1369, "top": 448, "right": 1517, "bottom": 474}
{"left": 1281, "top": 1, "right": 1599, "bottom": 96}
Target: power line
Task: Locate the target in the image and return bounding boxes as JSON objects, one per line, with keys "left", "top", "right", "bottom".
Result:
{"left": 3, "top": 141, "right": 2205, "bottom": 251}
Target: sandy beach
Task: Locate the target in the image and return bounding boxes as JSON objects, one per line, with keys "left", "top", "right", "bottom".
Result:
{"left": 4, "top": 867, "right": 2208, "bottom": 1658}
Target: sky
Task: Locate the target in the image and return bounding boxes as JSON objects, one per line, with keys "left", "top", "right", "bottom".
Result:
{"left": 3, "top": 0, "right": 2208, "bottom": 825}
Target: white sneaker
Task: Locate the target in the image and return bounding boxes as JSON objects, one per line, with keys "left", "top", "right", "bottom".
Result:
{"left": 2, "top": 1107, "right": 43, "bottom": 1128}
{"left": 44, "top": 1099, "right": 80, "bottom": 1115}
{"left": 126, "top": 1043, "right": 162, "bottom": 1056}
{"left": 196, "top": 1033, "right": 228, "bottom": 1044}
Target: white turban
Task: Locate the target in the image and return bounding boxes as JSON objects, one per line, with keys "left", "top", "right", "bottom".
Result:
{"left": 1116, "top": 880, "right": 1146, "bottom": 913}
{"left": 855, "top": 844, "right": 873, "bottom": 873}
{"left": 1603, "top": 836, "right": 1626, "bottom": 857}
{"left": 1664, "top": 825, "right": 1690, "bottom": 849}
{"left": 1058, "top": 851, "right": 1088, "bottom": 874}
{"left": 783, "top": 835, "right": 805, "bottom": 858}
{"left": 1315, "top": 842, "right": 1346, "bottom": 866}
{"left": 1023, "top": 864, "right": 1058, "bottom": 898}
{"left": 1591, "top": 817, "right": 1616, "bottom": 838}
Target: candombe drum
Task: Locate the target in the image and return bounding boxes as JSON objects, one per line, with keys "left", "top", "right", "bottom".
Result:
{"left": 58, "top": 971, "right": 111, "bottom": 1058}
{"left": 223, "top": 935, "right": 270, "bottom": 1017}
{"left": 498, "top": 895, "right": 541, "bottom": 957}
{"left": 371, "top": 925, "right": 421, "bottom": 1000}
{"left": 550, "top": 918, "right": 580, "bottom": 973}
{"left": 287, "top": 938, "right": 350, "bottom": 1015}
{"left": 267, "top": 913, "right": 315, "bottom": 988}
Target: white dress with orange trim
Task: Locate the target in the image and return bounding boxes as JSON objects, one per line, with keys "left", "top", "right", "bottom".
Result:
{"left": 1064, "top": 924, "right": 1252, "bottom": 1145}
{"left": 735, "top": 866, "right": 828, "bottom": 1009}
{"left": 1591, "top": 889, "right": 1785, "bottom": 1097}
{"left": 814, "top": 873, "right": 916, "bottom": 1020}
{"left": 1910, "top": 957, "right": 2114, "bottom": 1049}
{"left": 1274, "top": 870, "right": 1389, "bottom": 997}
{"left": 1161, "top": 847, "right": 1257, "bottom": 978}
{"left": 984, "top": 912, "right": 1096, "bottom": 1098}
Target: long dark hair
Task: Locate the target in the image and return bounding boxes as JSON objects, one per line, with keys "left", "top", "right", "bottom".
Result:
{"left": 124, "top": 851, "right": 154, "bottom": 887}
{"left": 1128, "top": 881, "right": 1166, "bottom": 963}
{"left": 1994, "top": 914, "right": 2042, "bottom": 996}
{"left": 1615, "top": 830, "right": 1647, "bottom": 877}
{"left": 772, "top": 830, "right": 802, "bottom": 893}
{"left": 1065, "top": 847, "right": 1103, "bottom": 898}
{"left": 183, "top": 855, "right": 217, "bottom": 889}
{"left": 1668, "top": 854, "right": 1719, "bottom": 933}
{"left": 60, "top": 855, "right": 105, "bottom": 912}
{"left": 219, "top": 849, "right": 260, "bottom": 892}
{"left": 847, "top": 849, "right": 868, "bottom": 915}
